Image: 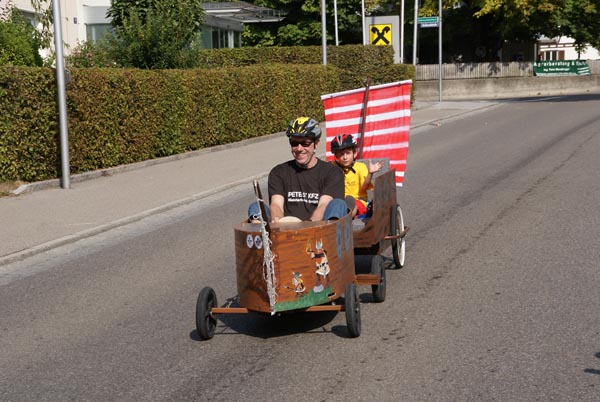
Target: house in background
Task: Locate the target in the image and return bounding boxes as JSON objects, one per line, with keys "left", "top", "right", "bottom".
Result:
{"left": 537, "top": 36, "right": 600, "bottom": 61}
{"left": 0, "top": 0, "right": 284, "bottom": 55}
{"left": 200, "top": 2, "right": 284, "bottom": 49}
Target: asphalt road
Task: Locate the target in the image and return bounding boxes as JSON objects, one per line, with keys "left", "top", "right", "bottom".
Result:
{"left": 1, "top": 94, "right": 599, "bottom": 401}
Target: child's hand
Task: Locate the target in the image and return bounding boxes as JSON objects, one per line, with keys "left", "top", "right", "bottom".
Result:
{"left": 368, "top": 160, "right": 384, "bottom": 174}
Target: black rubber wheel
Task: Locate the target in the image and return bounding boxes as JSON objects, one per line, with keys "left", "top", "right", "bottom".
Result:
{"left": 344, "top": 283, "right": 361, "bottom": 338}
{"left": 390, "top": 204, "right": 406, "bottom": 269}
{"left": 371, "top": 255, "right": 386, "bottom": 302}
{"left": 196, "top": 287, "right": 218, "bottom": 340}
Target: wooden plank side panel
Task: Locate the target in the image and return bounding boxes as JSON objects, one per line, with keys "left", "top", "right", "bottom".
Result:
{"left": 234, "top": 214, "right": 355, "bottom": 314}
{"left": 353, "top": 169, "right": 397, "bottom": 249}
{"left": 235, "top": 226, "right": 271, "bottom": 313}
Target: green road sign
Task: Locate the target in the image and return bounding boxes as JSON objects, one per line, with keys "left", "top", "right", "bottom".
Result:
{"left": 417, "top": 16, "right": 439, "bottom": 28}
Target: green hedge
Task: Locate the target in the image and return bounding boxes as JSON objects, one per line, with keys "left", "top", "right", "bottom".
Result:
{"left": 0, "top": 67, "right": 59, "bottom": 181}
{"left": 195, "top": 44, "right": 400, "bottom": 89}
{"left": 1, "top": 45, "right": 415, "bottom": 182}
{"left": 1, "top": 64, "right": 344, "bottom": 181}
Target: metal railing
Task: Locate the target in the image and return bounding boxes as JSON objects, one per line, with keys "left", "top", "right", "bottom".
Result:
{"left": 416, "top": 60, "right": 600, "bottom": 80}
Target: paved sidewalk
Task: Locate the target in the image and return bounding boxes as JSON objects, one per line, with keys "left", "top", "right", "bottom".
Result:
{"left": 0, "top": 100, "right": 498, "bottom": 266}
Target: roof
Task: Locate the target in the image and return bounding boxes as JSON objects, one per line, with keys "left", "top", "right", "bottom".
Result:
{"left": 202, "top": 2, "right": 286, "bottom": 23}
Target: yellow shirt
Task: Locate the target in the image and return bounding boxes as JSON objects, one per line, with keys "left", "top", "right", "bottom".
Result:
{"left": 335, "top": 161, "right": 372, "bottom": 201}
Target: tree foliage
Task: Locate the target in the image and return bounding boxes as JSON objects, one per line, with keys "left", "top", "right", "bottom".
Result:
{"left": 30, "top": 0, "right": 53, "bottom": 48}
{"left": 105, "top": 0, "right": 204, "bottom": 69}
{"left": 30, "top": 0, "right": 54, "bottom": 65}
{"left": 242, "top": 0, "right": 364, "bottom": 46}
{"left": 242, "top": 0, "right": 598, "bottom": 59}
{"left": 552, "top": 0, "right": 600, "bottom": 56}
{"left": 0, "top": 4, "right": 48, "bottom": 66}
{"left": 66, "top": 40, "right": 117, "bottom": 68}
{"left": 414, "top": 0, "right": 600, "bottom": 61}
{"left": 0, "top": 6, "right": 42, "bottom": 66}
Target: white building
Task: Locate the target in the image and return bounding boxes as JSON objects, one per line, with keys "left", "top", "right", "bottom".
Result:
{"left": 538, "top": 36, "right": 600, "bottom": 61}
{"left": 0, "top": 0, "right": 284, "bottom": 55}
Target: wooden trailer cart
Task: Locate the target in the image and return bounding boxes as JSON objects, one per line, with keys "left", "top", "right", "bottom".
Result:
{"left": 351, "top": 162, "right": 409, "bottom": 270}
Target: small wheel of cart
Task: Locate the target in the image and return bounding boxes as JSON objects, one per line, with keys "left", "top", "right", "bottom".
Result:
{"left": 390, "top": 204, "right": 406, "bottom": 269}
{"left": 345, "top": 283, "right": 361, "bottom": 338}
{"left": 370, "top": 255, "right": 386, "bottom": 302}
{"left": 196, "top": 287, "right": 218, "bottom": 340}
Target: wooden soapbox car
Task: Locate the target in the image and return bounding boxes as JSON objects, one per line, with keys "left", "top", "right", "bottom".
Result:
{"left": 195, "top": 169, "right": 408, "bottom": 340}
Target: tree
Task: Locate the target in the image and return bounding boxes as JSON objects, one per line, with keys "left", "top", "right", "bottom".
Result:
{"left": 469, "top": 0, "right": 600, "bottom": 58}
{"left": 105, "top": 0, "right": 204, "bottom": 69}
{"left": 243, "top": 0, "right": 365, "bottom": 46}
{"left": 30, "top": 0, "right": 53, "bottom": 50}
{"left": 552, "top": 0, "right": 600, "bottom": 58}
{"left": 0, "top": 5, "right": 43, "bottom": 66}
{"left": 107, "top": 0, "right": 154, "bottom": 28}
{"left": 414, "top": 0, "right": 600, "bottom": 62}
{"left": 66, "top": 39, "right": 117, "bottom": 68}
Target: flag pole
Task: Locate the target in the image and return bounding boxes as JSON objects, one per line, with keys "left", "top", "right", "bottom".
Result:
{"left": 357, "top": 77, "right": 371, "bottom": 160}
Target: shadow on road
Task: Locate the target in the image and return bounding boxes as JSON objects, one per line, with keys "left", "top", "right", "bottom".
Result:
{"left": 584, "top": 352, "right": 600, "bottom": 375}
{"left": 190, "top": 309, "right": 341, "bottom": 341}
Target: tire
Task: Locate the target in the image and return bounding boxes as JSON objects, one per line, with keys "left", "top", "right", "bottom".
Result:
{"left": 345, "top": 283, "right": 361, "bottom": 338}
{"left": 196, "top": 287, "right": 218, "bottom": 340}
{"left": 371, "top": 255, "right": 386, "bottom": 302}
{"left": 391, "top": 204, "right": 406, "bottom": 269}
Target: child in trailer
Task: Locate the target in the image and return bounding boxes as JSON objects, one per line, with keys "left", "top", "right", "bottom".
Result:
{"left": 330, "top": 134, "right": 384, "bottom": 218}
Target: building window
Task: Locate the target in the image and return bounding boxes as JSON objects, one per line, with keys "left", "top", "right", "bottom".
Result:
{"left": 86, "top": 24, "right": 113, "bottom": 43}
{"left": 211, "top": 29, "right": 230, "bottom": 48}
{"left": 200, "top": 26, "right": 241, "bottom": 49}
{"left": 220, "top": 30, "right": 229, "bottom": 48}
{"left": 20, "top": 11, "right": 37, "bottom": 27}
{"left": 541, "top": 50, "right": 565, "bottom": 61}
{"left": 211, "top": 29, "right": 219, "bottom": 48}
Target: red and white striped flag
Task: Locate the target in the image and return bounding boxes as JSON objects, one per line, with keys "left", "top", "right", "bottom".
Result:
{"left": 321, "top": 80, "right": 412, "bottom": 186}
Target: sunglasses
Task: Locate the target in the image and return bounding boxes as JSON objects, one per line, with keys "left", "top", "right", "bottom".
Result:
{"left": 289, "top": 139, "right": 314, "bottom": 148}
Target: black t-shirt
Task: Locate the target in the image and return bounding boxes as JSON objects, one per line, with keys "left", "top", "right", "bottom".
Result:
{"left": 268, "top": 158, "right": 344, "bottom": 221}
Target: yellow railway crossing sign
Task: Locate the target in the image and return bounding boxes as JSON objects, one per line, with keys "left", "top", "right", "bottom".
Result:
{"left": 370, "top": 24, "right": 392, "bottom": 45}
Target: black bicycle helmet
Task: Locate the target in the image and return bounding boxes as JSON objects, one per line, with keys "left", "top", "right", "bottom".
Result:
{"left": 330, "top": 134, "right": 357, "bottom": 153}
{"left": 286, "top": 117, "right": 321, "bottom": 139}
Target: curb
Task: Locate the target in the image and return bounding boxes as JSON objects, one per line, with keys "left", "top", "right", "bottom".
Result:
{"left": 11, "top": 131, "right": 287, "bottom": 195}
{"left": 0, "top": 171, "right": 269, "bottom": 267}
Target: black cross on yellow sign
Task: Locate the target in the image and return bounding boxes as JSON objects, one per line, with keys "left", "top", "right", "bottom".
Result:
{"left": 370, "top": 24, "right": 392, "bottom": 46}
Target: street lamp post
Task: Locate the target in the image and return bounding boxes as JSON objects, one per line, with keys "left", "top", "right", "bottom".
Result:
{"left": 412, "top": 0, "right": 418, "bottom": 65}
{"left": 52, "top": 0, "right": 70, "bottom": 189}
{"left": 321, "top": 0, "right": 327, "bottom": 64}
{"left": 400, "top": 0, "right": 405, "bottom": 63}
{"left": 334, "top": 0, "right": 339, "bottom": 46}
{"left": 438, "top": 0, "right": 442, "bottom": 103}
{"left": 362, "top": 0, "right": 366, "bottom": 45}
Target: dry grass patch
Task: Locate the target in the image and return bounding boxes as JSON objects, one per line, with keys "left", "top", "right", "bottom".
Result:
{"left": 0, "top": 181, "right": 26, "bottom": 197}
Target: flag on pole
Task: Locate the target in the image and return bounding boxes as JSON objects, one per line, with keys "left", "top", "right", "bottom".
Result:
{"left": 321, "top": 80, "right": 412, "bottom": 186}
